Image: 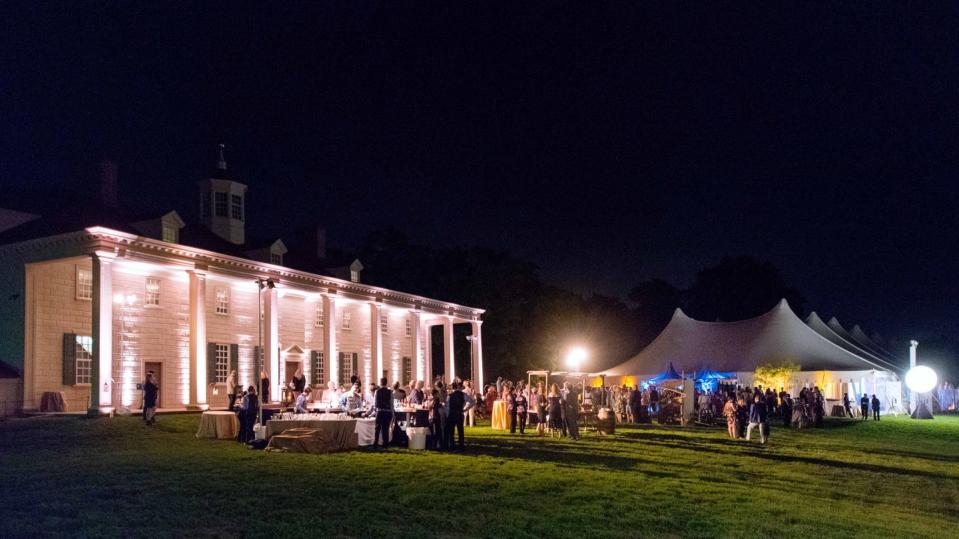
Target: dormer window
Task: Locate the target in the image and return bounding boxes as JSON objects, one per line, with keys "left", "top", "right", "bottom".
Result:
{"left": 270, "top": 253, "right": 283, "bottom": 265}
{"left": 350, "top": 269, "right": 359, "bottom": 283}
{"left": 162, "top": 222, "right": 177, "bottom": 243}
{"left": 200, "top": 191, "right": 211, "bottom": 218}
{"left": 231, "top": 194, "right": 244, "bottom": 221}
{"left": 214, "top": 192, "right": 228, "bottom": 217}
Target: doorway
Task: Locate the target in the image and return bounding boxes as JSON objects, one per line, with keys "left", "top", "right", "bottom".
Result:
{"left": 144, "top": 362, "right": 162, "bottom": 408}
{"left": 285, "top": 359, "right": 302, "bottom": 385}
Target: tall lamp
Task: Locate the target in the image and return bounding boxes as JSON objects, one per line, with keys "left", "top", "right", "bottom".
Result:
{"left": 255, "top": 278, "right": 276, "bottom": 431}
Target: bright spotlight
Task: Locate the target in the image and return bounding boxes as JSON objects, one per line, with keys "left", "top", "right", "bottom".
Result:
{"left": 905, "top": 365, "right": 938, "bottom": 394}
{"left": 566, "top": 346, "right": 588, "bottom": 370}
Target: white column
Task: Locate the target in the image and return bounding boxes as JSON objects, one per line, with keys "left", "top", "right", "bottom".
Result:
{"left": 424, "top": 322, "right": 433, "bottom": 383}
{"left": 410, "top": 310, "right": 422, "bottom": 381}
{"left": 471, "top": 320, "right": 484, "bottom": 391}
{"left": 370, "top": 302, "right": 383, "bottom": 383}
{"left": 90, "top": 251, "right": 115, "bottom": 414}
{"left": 187, "top": 268, "right": 207, "bottom": 409}
{"left": 263, "top": 286, "right": 279, "bottom": 402}
{"left": 444, "top": 316, "right": 455, "bottom": 383}
{"left": 323, "top": 294, "right": 337, "bottom": 385}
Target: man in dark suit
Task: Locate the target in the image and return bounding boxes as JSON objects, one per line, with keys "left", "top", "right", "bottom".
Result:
{"left": 628, "top": 385, "right": 642, "bottom": 424}
{"left": 860, "top": 394, "right": 869, "bottom": 420}
{"left": 447, "top": 381, "right": 467, "bottom": 450}
{"left": 373, "top": 378, "right": 393, "bottom": 449}
{"left": 842, "top": 393, "right": 852, "bottom": 418}
{"left": 871, "top": 395, "right": 881, "bottom": 421}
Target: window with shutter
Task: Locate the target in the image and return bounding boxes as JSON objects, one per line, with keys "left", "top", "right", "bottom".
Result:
{"left": 311, "top": 350, "right": 325, "bottom": 385}
{"left": 207, "top": 342, "right": 217, "bottom": 384}
{"left": 62, "top": 333, "right": 77, "bottom": 385}
{"left": 74, "top": 336, "right": 93, "bottom": 385}
{"left": 338, "top": 352, "right": 347, "bottom": 386}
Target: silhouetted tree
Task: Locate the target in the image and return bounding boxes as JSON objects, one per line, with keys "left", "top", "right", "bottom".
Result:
{"left": 685, "top": 256, "right": 805, "bottom": 321}
{"left": 628, "top": 278, "right": 683, "bottom": 344}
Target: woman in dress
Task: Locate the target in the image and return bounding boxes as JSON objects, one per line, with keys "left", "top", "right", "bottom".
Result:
{"left": 259, "top": 369, "right": 270, "bottom": 405}
{"left": 291, "top": 367, "right": 306, "bottom": 397}
{"left": 547, "top": 383, "right": 565, "bottom": 436}
{"left": 723, "top": 396, "right": 738, "bottom": 438}
{"left": 484, "top": 384, "right": 498, "bottom": 419}
{"left": 534, "top": 382, "right": 547, "bottom": 435}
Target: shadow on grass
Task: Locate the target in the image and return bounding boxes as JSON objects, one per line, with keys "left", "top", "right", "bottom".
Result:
{"left": 457, "top": 437, "right": 660, "bottom": 473}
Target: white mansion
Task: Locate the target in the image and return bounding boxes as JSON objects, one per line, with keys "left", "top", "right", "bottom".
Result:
{"left": 0, "top": 153, "right": 484, "bottom": 414}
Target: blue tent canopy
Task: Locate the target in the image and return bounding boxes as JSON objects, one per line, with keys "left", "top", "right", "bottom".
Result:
{"left": 643, "top": 362, "right": 682, "bottom": 386}
{"left": 692, "top": 369, "right": 736, "bottom": 391}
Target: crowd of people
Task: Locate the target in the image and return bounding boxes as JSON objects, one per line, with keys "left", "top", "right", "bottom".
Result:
{"left": 225, "top": 370, "right": 481, "bottom": 451}
{"left": 170, "top": 368, "right": 890, "bottom": 450}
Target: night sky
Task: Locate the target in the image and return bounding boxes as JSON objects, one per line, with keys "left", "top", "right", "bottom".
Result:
{"left": 2, "top": 3, "right": 958, "bottom": 346}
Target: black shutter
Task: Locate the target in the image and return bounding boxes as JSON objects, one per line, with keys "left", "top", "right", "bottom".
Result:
{"left": 338, "top": 352, "right": 346, "bottom": 386}
{"left": 310, "top": 350, "right": 319, "bottom": 386}
{"left": 351, "top": 353, "right": 358, "bottom": 381}
{"left": 229, "top": 344, "right": 239, "bottom": 375}
{"left": 254, "top": 346, "right": 263, "bottom": 378}
{"left": 62, "top": 333, "right": 77, "bottom": 385}
{"left": 207, "top": 342, "right": 217, "bottom": 383}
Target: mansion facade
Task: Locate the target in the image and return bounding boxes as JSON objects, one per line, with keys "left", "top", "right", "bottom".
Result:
{"left": 0, "top": 153, "right": 484, "bottom": 413}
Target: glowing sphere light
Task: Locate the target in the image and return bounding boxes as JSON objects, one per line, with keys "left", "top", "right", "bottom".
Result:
{"left": 905, "top": 365, "right": 938, "bottom": 394}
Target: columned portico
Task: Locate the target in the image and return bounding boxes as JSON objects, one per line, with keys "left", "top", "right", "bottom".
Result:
{"left": 370, "top": 302, "right": 383, "bottom": 382}
{"left": 470, "top": 320, "right": 484, "bottom": 390}
{"left": 322, "top": 293, "right": 337, "bottom": 384}
{"left": 187, "top": 268, "right": 207, "bottom": 410}
{"left": 89, "top": 251, "right": 115, "bottom": 415}
{"left": 263, "top": 285, "right": 279, "bottom": 402}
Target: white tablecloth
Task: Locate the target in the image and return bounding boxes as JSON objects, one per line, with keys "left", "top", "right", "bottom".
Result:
{"left": 355, "top": 418, "right": 376, "bottom": 446}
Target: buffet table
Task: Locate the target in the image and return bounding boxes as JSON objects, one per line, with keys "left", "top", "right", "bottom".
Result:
{"left": 491, "top": 400, "right": 509, "bottom": 430}
{"left": 266, "top": 417, "right": 358, "bottom": 453}
{"left": 195, "top": 411, "right": 239, "bottom": 439}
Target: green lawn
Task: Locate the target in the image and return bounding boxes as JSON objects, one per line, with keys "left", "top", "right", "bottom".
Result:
{"left": 1, "top": 414, "right": 958, "bottom": 538}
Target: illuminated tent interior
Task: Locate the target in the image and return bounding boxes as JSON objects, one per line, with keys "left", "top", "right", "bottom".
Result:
{"left": 600, "top": 299, "right": 904, "bottom": 407}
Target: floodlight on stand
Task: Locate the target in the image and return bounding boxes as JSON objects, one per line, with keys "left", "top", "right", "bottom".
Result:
{"left": 905, "top": 365, "right": 937, "bottom": 420}
{"left": 566, "top": 346, "right": 588, "bottom": 371}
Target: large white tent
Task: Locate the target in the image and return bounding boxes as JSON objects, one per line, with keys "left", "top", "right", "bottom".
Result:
{"left": 600, "top": 299, "right": 903, "bottom": 407}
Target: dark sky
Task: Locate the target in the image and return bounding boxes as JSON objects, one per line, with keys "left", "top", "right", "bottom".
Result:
{"left": 2, "top": 3, "right": 958, "bottom": 346}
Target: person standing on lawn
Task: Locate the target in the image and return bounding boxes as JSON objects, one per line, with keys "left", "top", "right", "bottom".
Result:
{"left": 513, "top": 387, "right": 528, "bottom": 434}
{"left": 565, "top": 385, "right": 580, "bottom": 440}
{"left": 226, "top": 369, "right": 238, "bottom": 412}
{"left": 237, "top": 386, "right": 259, "bottom": 443}
{"left": 447, "top": 381, "right": 467, "bottom": 450}
{"left": 842, "top": 392, "right": 852, "bottom": 418}
{"left": 463, "top": 380, "right": 476, "bottom": 427}
{"left": 781, "top": 393, "right": 793, "bottom": 427}
{"left": 860, "top": 393, "right": 869, "bottom": 420}
{"left": 373, "top": 377, "right": 393, "bottom": 450}
{"left": 723, "top": 396, "right": 738, "bottom": 438}
{"left": 871, "top": 395, "right": 881, "bottom": 421}
{"left": 746, "top": 394, "right": 768, "bottom": 444}
{"left": 142, "top": 371, "right": 158, "bottom": 426}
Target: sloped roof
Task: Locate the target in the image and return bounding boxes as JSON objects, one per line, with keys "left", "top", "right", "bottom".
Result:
{"left": 850, "top": 324, "right": 899, "bottom": 362}
{"left": 806, "top": 313, "right": 903, "bottom": 372}
{"left": 601, "top": 299, "right": 890, "bottom": 376}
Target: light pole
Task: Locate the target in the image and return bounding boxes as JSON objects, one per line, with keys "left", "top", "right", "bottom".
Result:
{"left": 255, "top": 278, "right": 276, "bottom": 430}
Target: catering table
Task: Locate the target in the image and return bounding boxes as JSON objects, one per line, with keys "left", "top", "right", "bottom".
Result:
{"left": 195, "top": 411, "right": 239, "bottom": 439}
{"left": 491, "top": 400, "right": 509, "bottom": 430}
{"left": 266, "top": 417, "right": 358, "bottom": 451}
{"left": 830, "top": 404, "right": 847, "bottom": 417}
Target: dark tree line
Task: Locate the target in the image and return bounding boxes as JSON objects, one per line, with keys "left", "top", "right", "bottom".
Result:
{"left": 360, "top": 232, "right": 805, "bottom": 378}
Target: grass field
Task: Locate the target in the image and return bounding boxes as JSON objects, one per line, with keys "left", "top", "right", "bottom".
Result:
{"left": 1, "top": 413, "right": 958, "bottom": 538}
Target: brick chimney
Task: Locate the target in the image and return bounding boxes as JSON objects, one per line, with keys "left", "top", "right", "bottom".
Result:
{"left": 99, "top": 160, "right": 119, "bottom": 209}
